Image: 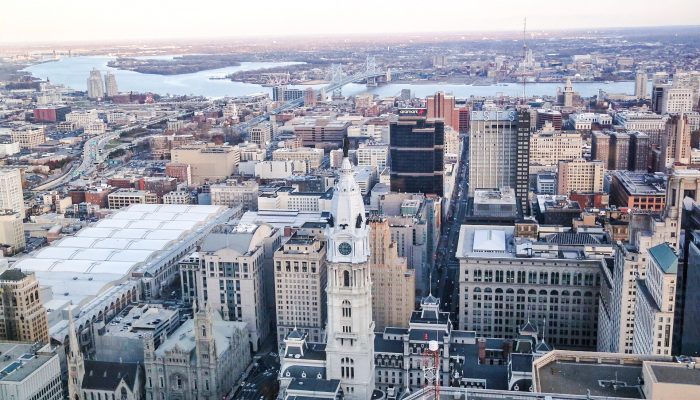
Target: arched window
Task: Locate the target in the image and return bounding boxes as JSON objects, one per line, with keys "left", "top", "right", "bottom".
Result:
{"left": 120, "top": 388, "right": 128, "bottom": 400}
{"left": 201, "top": 325, "right": 206, "bottom": 338}
{"left": 342, "top": 300, "right": 352, "bottom": 318}
{"left": 343, "top": 270, "right": 351, "bottom": 287}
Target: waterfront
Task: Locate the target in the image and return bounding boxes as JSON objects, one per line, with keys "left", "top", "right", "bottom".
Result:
{"left": 25, "top": 55, "right": 635, "bottom": 99}
{"left": 24, "top": 56, "right": 303, "bottom": 98}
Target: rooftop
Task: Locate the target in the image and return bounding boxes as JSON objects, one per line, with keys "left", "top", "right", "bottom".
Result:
{"left": 538, "top": 360, "right": 644, "bottom": 398}
{"left": 612, "top": 171, "right": 667, "bottom": 196}
{"left": 474, "top": 189, "right": 516, "bottom": 205}
{"left": 12, "top": 204, "right": 228, "bottom": 307}
{"left": 648, "top": 363, "right": 700, "bottom": 385}
{"left": 648, "top": 243, "right": 678, "bottom": 274}
{"left": 0, "top": 342, "right": 56, "bottom": 383}
{"left": 456, "top": 225, "right": 514, "bottom": 258}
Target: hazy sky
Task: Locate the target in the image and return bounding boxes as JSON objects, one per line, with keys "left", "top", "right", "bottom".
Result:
{"left": 1, "top": 0, "right": 698, "bottom": 43}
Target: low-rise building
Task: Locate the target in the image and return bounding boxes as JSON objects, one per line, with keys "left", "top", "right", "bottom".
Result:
{"left": 93, "top": 303, "right": 180, "bottom": 363}
{"left": 162, "top": 190, "right": 192, "bottom": 204}
{"left": 534, "top": 195, "right": 583, "bottom": 227}
{"left": 0, "top": 210, "right": 25, "bottom": 252}
{"left": 0, "top": 342, "right": 62, "bottom": 400}
{"left": 533, "top": 351, "right": 700, "bottom": 400}
{"left": 10, "top": 125, "right": 45, "bottom": 149}
{"left": 273, "top": 147, "right": 324, "bottom": 173}
{"left": 609, "top": 171, "right": 667, "bottom": 212}
{"left": 107, "top": 189, "right": 158, "bottom": 209}
{"left": 258, "top": 186, "right": 332, "bottom": 213}
{"left": 210, "top": 180, "right": 259, "bottom": 210}
{"left": 472, "top": 188, "right": 517, "bottom": 219}
{"left": 171, "top": 143, "right": 240, "bottom": 185}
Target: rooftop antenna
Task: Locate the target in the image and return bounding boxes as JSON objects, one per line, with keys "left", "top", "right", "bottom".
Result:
{"left": 543, "top": 317, "right": 547, "bottom": 343}
{"left": 429, "top": 271, "right": 433, "bottom": 297}
{"left": 521, "top": 17, "right": 528, "bottom": 106}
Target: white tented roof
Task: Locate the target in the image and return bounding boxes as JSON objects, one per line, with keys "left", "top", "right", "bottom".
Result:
{"left": 13, "top": 204, "right": 227, "bottom": 306}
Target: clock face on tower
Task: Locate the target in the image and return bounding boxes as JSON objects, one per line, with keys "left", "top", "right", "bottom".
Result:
{"left": 338, "top": 242, "right": 352, "bottom": 256}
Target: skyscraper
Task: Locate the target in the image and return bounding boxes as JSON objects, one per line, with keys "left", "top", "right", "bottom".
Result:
{"left": 274, "top": 233, "right": 327, "bottom": 343}
{"left": 389, "top": 109, "right": 444, "bottom": 196}
{"left": 426, "top": 91, "right": 459, "bottom": 130}
{"left": 609, "top": 132, "right": 631, "bottom": 170}
{"left": 104, "top": 72, "right": 118, "bottom": 97}
{"left": 469, "top": 109, "right": 528, "bottom": 206}
{"left": 515, "top": 110, "right": 531, "bottom": 214}
{"left": 86, "top": 68, "right": 104, "bottom": 99}
{"left": 629, "top": 131, "right": 650, "bottom": 171}
{"left": 0, "top": 269, "right": 49, "bottom": 343}
{"left": 0, "top": 169, "right": 24, "bottom": 219}
{"left": 661, "top": 114, "right": 691, "bottom": 168}
{"left": 635, "top": 71, "right": 648, "bottom": 99}
{"left": 367, "top": 217, "right": 415, "bottom": 330}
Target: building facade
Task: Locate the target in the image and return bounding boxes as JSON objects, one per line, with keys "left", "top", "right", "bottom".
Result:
{"left": 209, "top": 180, "right": 259, "bottom": 210}
{"left": 390, "top": 112, "right": 444, "bottom": 196}
{"left": 107, "top": 189, "right": 158, "bottom": 209}
{"left": 274, "top": 233, "right": 327, "bottom": 343}
{"left": 0, "top": 169, "right": 24, "bottom": 219}
{"left": 10, "top": 125, "right": 45, "bottom": 149}
{"left": 0, "top": 210, "right": 25, "bottom": 252}
{"left": 457, "top": 225, "right": 607, "bottom": 350}
{"left": 367, "top": 217, "right": 415, "bottom": 330}
{"left": 143, "top": 304, "right": 251, "bottom": 400}
{"left": 633, "top": 243, "right": 678, "bottom": 356}
{"left": 0, "top": 269, "right": 49, "bottom": 343}
{"left": 556, "top": 158, "right": 605, "bottom": 195}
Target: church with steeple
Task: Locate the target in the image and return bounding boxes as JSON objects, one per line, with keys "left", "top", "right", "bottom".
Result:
{"left": 67, "top": 308, "right": 143, "bottom": 400}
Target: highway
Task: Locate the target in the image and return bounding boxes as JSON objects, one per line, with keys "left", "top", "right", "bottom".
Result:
{"left": 32, "top": 109, "right": 201, "bottom": 192}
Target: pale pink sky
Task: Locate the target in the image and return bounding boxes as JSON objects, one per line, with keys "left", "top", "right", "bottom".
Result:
{"left": 1, "top": 0, "right": 698, "bottom": 43}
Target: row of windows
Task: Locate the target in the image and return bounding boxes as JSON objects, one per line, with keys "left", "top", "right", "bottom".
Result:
{"left": 467, "top": 270, "right": 600, "bottom": 286}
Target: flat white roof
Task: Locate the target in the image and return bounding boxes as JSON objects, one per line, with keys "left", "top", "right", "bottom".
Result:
{"left": 455, "top": 225, "right": 515, "bottom": 259}
{"left": 13, "top": 204, "right": 227, "bottom": 307}
{"left": 472, "top": 230, "right": 507, "bottom": 252}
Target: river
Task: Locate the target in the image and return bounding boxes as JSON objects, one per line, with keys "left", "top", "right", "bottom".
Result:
{"left": 24, "top": 55, "right": 635, "bottom": 99}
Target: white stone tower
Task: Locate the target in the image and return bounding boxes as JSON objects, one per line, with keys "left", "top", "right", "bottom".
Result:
{"left": 324, "top": 137, "right": 376, "bottom": 399}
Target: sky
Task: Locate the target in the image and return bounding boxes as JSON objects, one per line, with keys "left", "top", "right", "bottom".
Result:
{"left": 1, "top": 0, "right": 698, "bottom": 44}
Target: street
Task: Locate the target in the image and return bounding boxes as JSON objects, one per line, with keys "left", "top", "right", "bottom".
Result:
{"left": 434, "top": 136, "right": 469, "bottom": 324}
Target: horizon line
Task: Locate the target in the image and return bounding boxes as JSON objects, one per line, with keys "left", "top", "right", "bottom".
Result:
{"left": 2, "top": 23, "right": 699, "bottom": 48}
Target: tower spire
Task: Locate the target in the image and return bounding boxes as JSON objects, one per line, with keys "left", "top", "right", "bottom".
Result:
{"left": 522, "top": 16, "right": 528, "bottom": 106}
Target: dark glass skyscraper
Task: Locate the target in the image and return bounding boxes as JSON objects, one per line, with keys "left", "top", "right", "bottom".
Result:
{"left": 389, "top": 110, "right": 444, "bottom": 196}
{"left": 516, "top": 109, "right": 531, "bottom": 214}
